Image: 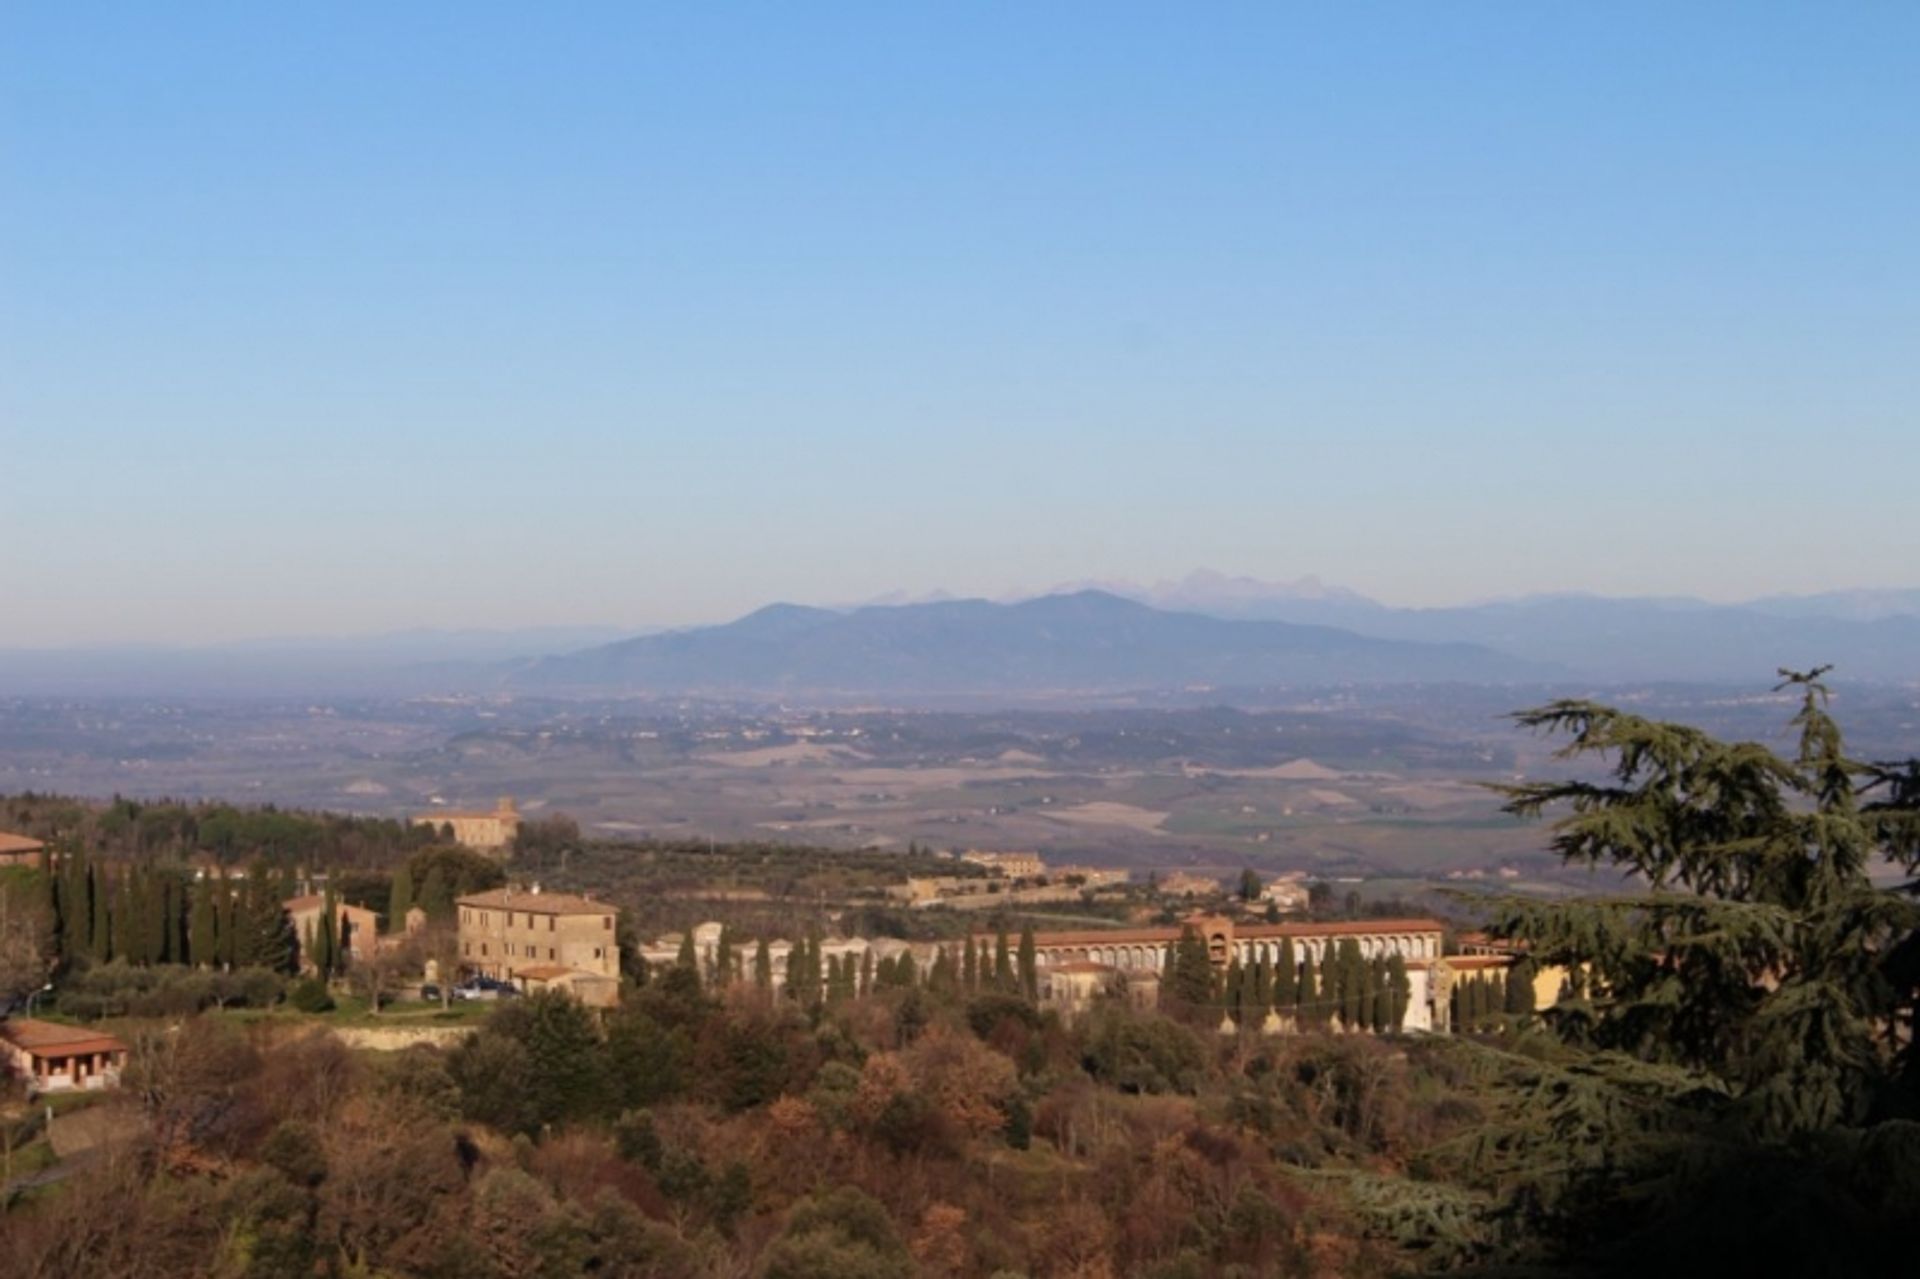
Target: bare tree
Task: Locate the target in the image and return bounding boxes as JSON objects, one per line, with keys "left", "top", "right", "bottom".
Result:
{"left": 0, "top": 878, "right": 53, "bottom": 1009}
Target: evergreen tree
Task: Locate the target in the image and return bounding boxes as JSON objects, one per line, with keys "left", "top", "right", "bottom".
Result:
{"left": 215, "top": 873, "right": 238, "bottom": 969}
{"left": 1506, "top": 956, "right": 1538, "bottom": 1016}
{"left": 962, "top": 935, "right": 978, "bottom": 993}
{"left": 1167, "top": 925, "right": 1214, "bottom": 1018}
{"left": 1386, "top": 953, "right": 1410, "bottom": 1031}
{"left": 753, "top": 938, "right": 773, "bottom": 991}
{"left": 675, "top": 930, "right": 697, "bottom": 973}
{"left": 1337, "top": 938, "right": 1365, "bottom": 1029}
{"left": 417, "top": 865, "right": 453, "bottom": 923}
{"left": 928, "top": 946, "right": 956, "bottom": 997}
{"left": 1224, "top": 957, "right": 1245, "bottom": 1024}
{"left": 1251, "top": 955, "right": 1272, "bottom": 1012}
{"left": 90, "top": 863, "right": 111, "bottom": 962}
{"left": 858, "top": 949, "right": 873, "bottom": 998}
{"left": 993, "top": 929, "right": 1013, "bottom": 993}
{"left": 1298, "top": 951, "right": 1319, "bottom": 1027}
{"left": 714, "top": 925, "right": 736, "bottom": 989}
{"left": 896, "top": 950, "right": 917, "bottom": 990}
{"left": 1274, "top": 938, "right": 1297, "bottom": 1009}
{"left": 1489, "top": 669, "right": 1920, "bottom": 1135}
{"left": 1016, "top": 926, "right": 1038, "bottom": 1003}
{"left": 1369, "top": 958, "right": 1391, "bottom": 1032}
{"left": 314, "top": 886, "right": 338, "bottom": 977}
{"left": 387, "top": 865, "right": 414, "bottom": 932}
{"left": 189, "top": 878, "right": 217, "bottom": 969}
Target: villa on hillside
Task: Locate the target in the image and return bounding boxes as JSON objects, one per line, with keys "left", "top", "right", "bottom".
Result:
{"left": 0, "top": 1019, "right": 129, "bottom": 1095}
{"left": 456, "top": 885, "right": 619, "bottom": 1007}
{"left": 412, "top": 797, "right": 521, "bottom": 852}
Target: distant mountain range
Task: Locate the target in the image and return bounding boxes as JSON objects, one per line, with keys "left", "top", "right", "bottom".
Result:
{"left": 515, "top": 590, "right": 1546, "bottom": 694}
{"left": 3, "top": 575, "right": 1914, "bottom": 700}
{"left": 1062, "top": 572, "right": 1920, "bottom": 683}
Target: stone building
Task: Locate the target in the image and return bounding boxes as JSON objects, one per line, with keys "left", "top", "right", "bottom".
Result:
{"left": 456, "top": 885, "right": 619, "bottom": 1007}
{"left": 960, "top": 849, "right": 1046, "bottom": 879}
{"left": 283, "top": 895, "right": 382, "bottom": 972}
{"left": 1029, "top": 916, "right": 1451, "bottom": 1031}
{"left": 412, "top": 797, "right": 522, "bottom": 852}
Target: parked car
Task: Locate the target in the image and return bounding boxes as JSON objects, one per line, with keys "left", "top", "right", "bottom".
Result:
{"left": 419, "top": 983, "right": 441, "bottom": 1002}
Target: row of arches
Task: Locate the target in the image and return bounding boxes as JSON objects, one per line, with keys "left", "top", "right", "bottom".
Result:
{"left": 1035, "top": 931, "right": 1441, "bottom": 974}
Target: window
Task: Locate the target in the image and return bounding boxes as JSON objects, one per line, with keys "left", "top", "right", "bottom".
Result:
{"left": 506, "top": 912, "right": 514, "bottom": 928}
{"left": 463, "top": 942, "right": 471, "bottom": 956}
{"left": 481, "top": 944, "right": 489, "bottom": 957}
{"left": 603, "top": 916, "right": 612, "bottom": 930}
{"left": 548, "top": 948, "right": 555, "bottom": 960}
{"left": 593, "top": 947, "right": 603, "bottom": 960}
{"left": 548, "top": 917, "right": 555, "bottom": 932}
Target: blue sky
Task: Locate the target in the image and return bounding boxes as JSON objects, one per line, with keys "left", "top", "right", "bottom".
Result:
{"left": 4, "top": 4, "right": 1916, "bottom": 644}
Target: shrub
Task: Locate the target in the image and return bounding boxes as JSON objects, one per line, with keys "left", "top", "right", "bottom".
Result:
{"left": 289, "top": 978, "right": 335, "bottom": 1013}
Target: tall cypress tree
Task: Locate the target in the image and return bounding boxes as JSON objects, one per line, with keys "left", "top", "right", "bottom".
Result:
{"left": 993, "top": 929, "right": 1013, "bottom": 993}
{"left": 90, "top": 863, "right": 112, "bottom": 962}
{"left": 1167, "top": 925, "right": 1214, "bottom": 1018}
{"left": 387, "top": 865, "right": 414, "bottom": 932}
{"left": 1016, "top": 926, "right": 1038, "bottom": 1003}
{"left": 753, "top": 938, "right": 773, "bottom": 990}
{"left": 962, "top": 935, "right": 979, "bottom": 993}
{"left": 1337, "top": 939, "right": 1365, "bottom": 1029}
{"left": 1386, "top": 953, "right": 1410, "bottom": 1031}
{"left": 189, "top": 878, "right": 217, "bottom": 969}
{"left": 1298, "top": 951, "right": 1319, "bottom": 1027}
{"left": 1274, "top": 938, "right": 1297, "bottom": 1010}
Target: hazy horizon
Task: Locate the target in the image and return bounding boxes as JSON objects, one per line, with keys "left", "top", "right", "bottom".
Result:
{"left": 8, "top": 6, "right": 1919, "bottom": 647}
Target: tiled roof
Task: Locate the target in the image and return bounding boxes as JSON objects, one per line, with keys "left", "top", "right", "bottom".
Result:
{"left": 457, "top": 888, "right": 612, "bottom": 916}
{"left": 1029, "top": 918, "right": 1445, "bottom": 948}
{"left": 513, "top": 965, "right": 575, "bottom": 981}
{"left": 0, "top": 832, "right": 46, "bottom": 855}
{"left": 0, "top": 1018, "right": 128, "bottom": 1058}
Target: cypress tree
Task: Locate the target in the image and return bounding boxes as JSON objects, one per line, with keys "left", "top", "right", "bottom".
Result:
{"left": 1017, "top": 926, "right": 1038, "bottom": 1003}
{"left": 993, "top": 929, "right": 1013, "bottom": 993}
{"left": 929, "top": 946, "right": 956, "bottom": 997}
{"left": 753, "top": 938, "right": 773, "bottom": 990}
{"left": 858, "top": 949, "right": 873, "bottom": 997}
{"left": 1224, "top": 957, "right": 1245, "bottom": 1024}
{"left": 1506, "top": 956, "right": 1537, "bottom": 1016}
{"left": 1386, "top": 953, "right": 1410, "bottom": 1031}
{"left": 189, "top": 878, "right": 217, "bottom": 969}
{"left": 1298, "top": 951, "right": 1319, "bottom": 1027}
{"left": 1274, "top": 938, "right": 1297, "bottom": 1009}
{"left": 897, "top": 951, "right": 917, "bottom": 990}
{"left": 675, "top": 931, "right": 697, "bottom": 972}
{"left": 714, "top": 926, "right": 736, "bottom": 989}
{"left": 418, "top": 866, "right": 453, "bottom": 923}
{"left": 216, "top": 873, "right": 237, "bottom": 969}
{"left": 1251, "top": 955, "right": 1272, "bottom": 1012}
{"left": 1338, "top": 939, "right": 1365, "bottom": 1029}
{"left": 962, "top": 935, "right": 979, "bottom": 992}
{"left": 387, "top": 865, "right": 414, "bottom": 932}
{"left": 90, "top": 863, "right": 112, "bottom": 962}
{"left": 1167, "top": 925, "right": 1214, "bottom": 1018}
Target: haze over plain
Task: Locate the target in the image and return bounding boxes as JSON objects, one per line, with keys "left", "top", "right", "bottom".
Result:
{"left": 6, "top": 5, "right": 1918, "bottom": 648}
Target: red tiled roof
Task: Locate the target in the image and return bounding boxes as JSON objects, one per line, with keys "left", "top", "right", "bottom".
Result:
{"left": 1030, "top": 918, "right": 1444, "bottom": 948}
{"left": 0, "top": 832, "right": 46, "bottom": 856}
{"left": 514, "top": 965, "right": 575, "bottom": 981}
{"left": 458, "top": 888, "right": 611, "bottom": 917}
{"left": 0, "top": 1018, "right": 128, "bottom": 1058}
